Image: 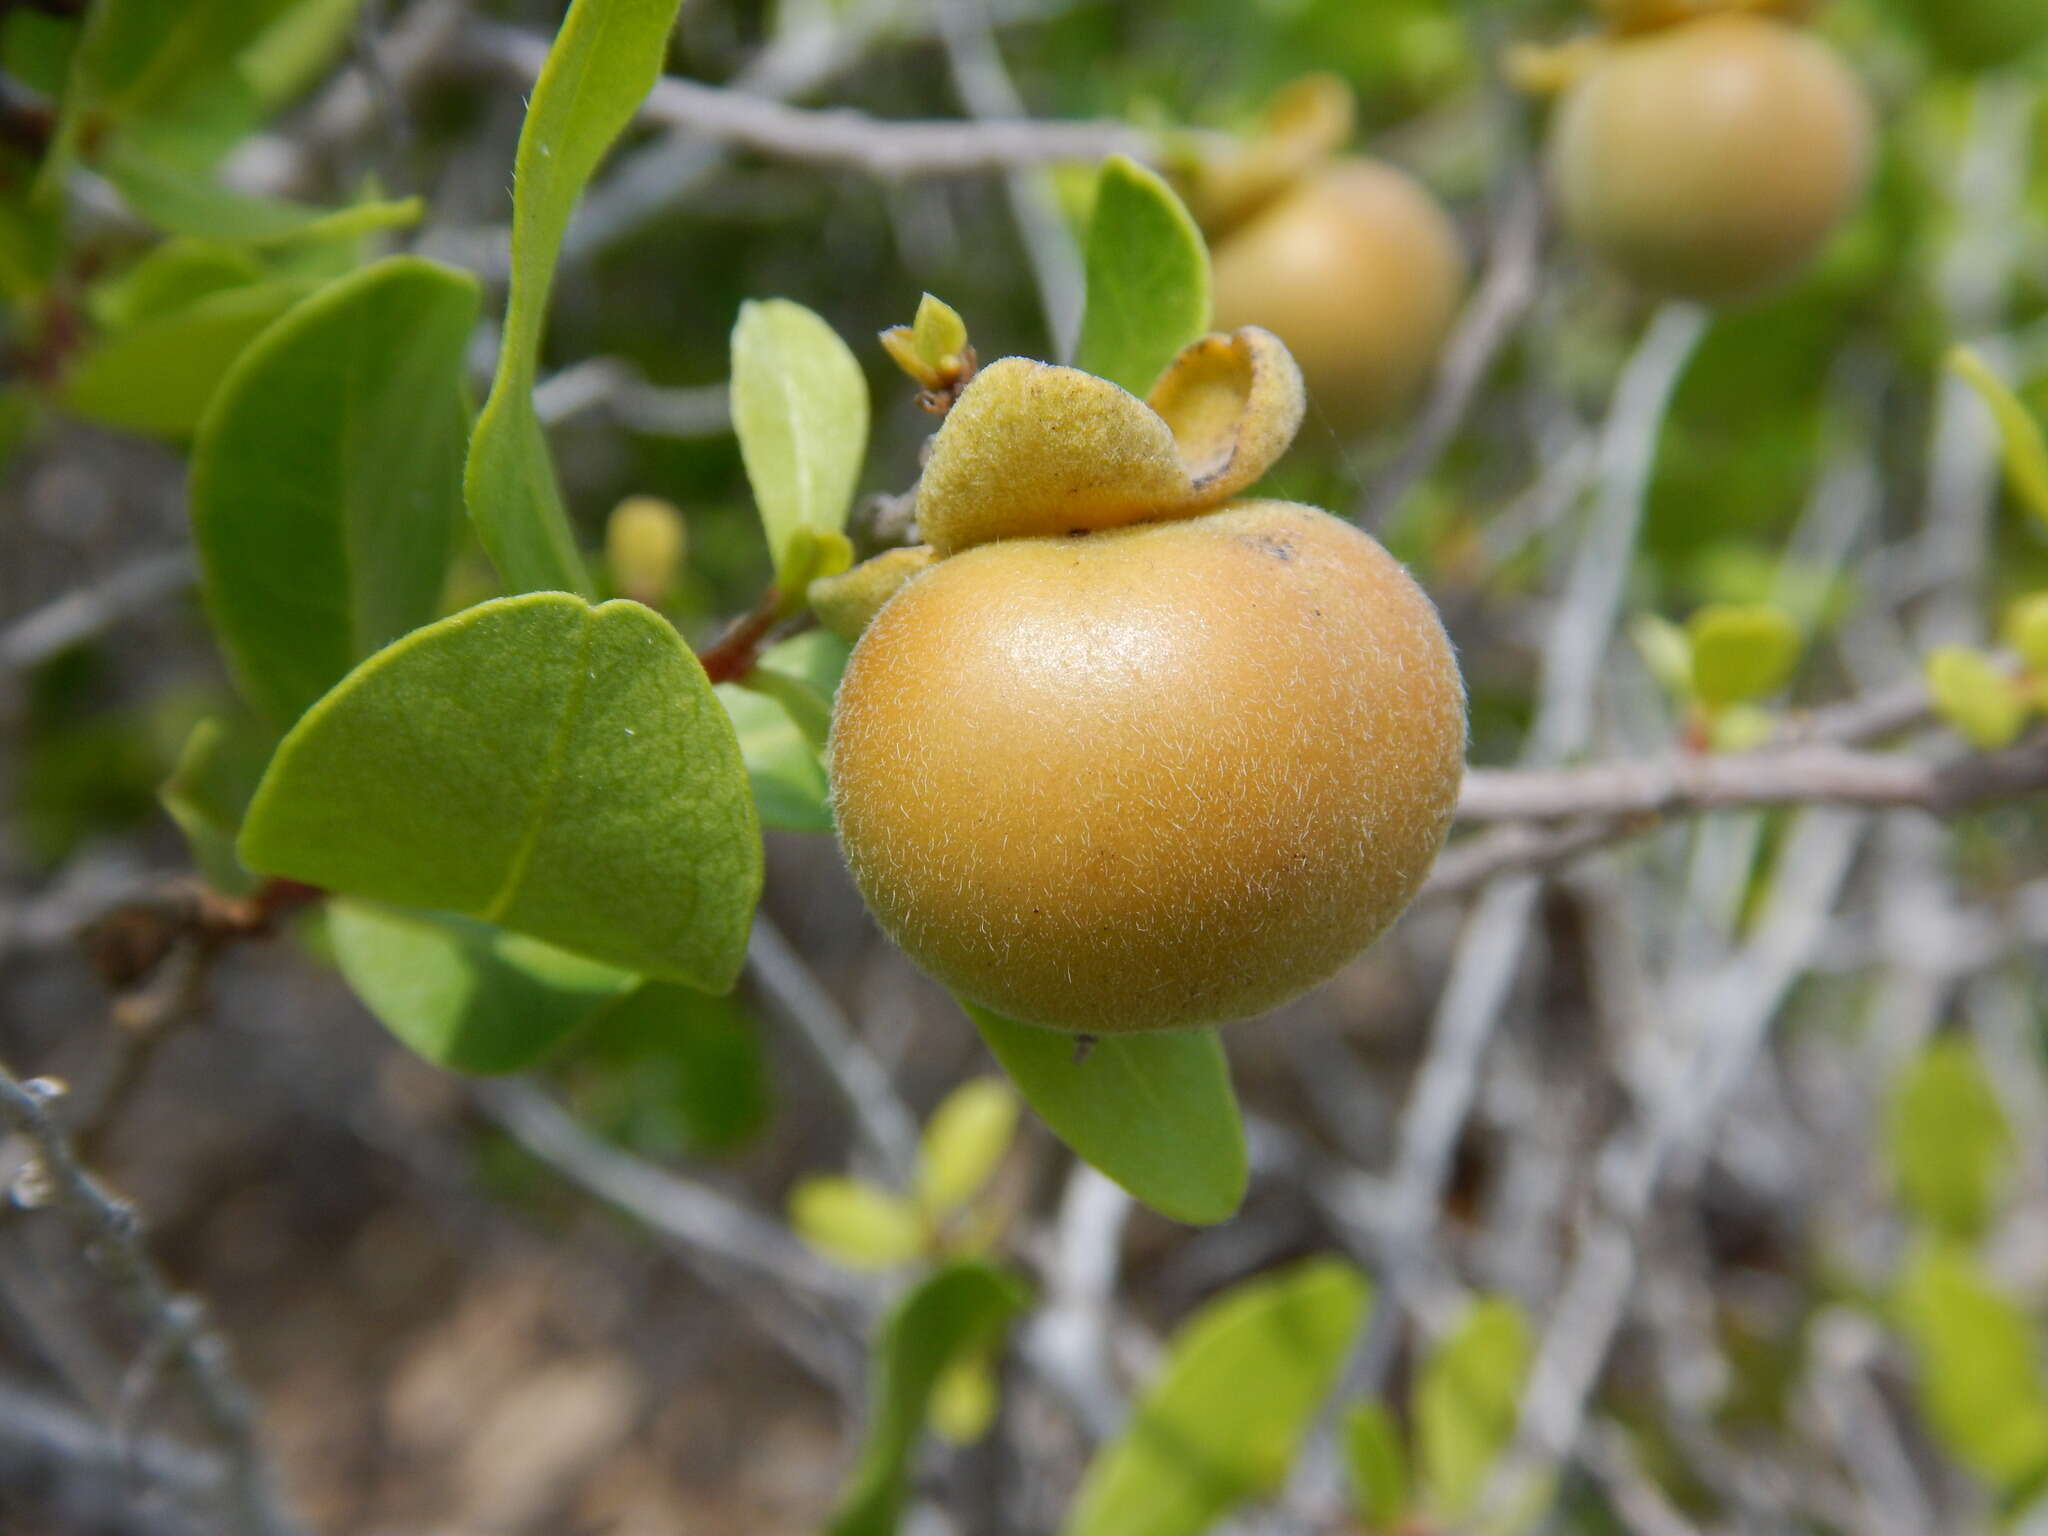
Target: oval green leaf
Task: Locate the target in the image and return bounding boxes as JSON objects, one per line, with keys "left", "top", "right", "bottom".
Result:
{"left": 559, "top": 981, "right": 772, "bottom": 1155}
{"left": 1072, "top": 155, "right": 1212, "bottom": 394}
{"left": 239, "top": 593, "right": 763, "bottom": 990}
{"left": 1063, "top": 1257, "right": 1369, "bottom": 1536}
{"left": 63, "top": 279, "right": 313, "bottom": 437}
{"left": 826, "top": 1260, "right": 1031, "bottom": 1536}
{"left": 1886, "top": 1038, "right": 2013, "bottom": 1241}
{"left": 1951, "top": 345, "right": 2048, "bottom": 533}
{"left": 730, "top": 298, "right": 870, "bottom": 591}
{"left": 465, "top": 0, "right": 685, "bottom": 596}
{"left": 966, "top": 1004, "right": 1247, "bottom": 1226}
{"left": 1416, "top": 1296, "right": 1533, "bottom": 1519}
{"left": 330, "top": 899, "right": 636, "bottom": 1074}
{"left": 1688, "top": 603, "right": 1801, "bottom": 710}
{"left": 190, "top": 256, "right": 479, "bottom": 727}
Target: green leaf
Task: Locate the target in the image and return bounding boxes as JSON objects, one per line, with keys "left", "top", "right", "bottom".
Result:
{"left": 189, "top": 256, "right": 478, "bottom": 726}
{"left": 105, "top": 144, "right": 423, "bottom": 246}
{"left": 239, "top": 593, "right": 763, "bottom": 989}
{"left": 917, "top": 1077, "right": 1019, "bottom": 1214}
{"left": 2004, "top": 593, "right": 2048, "bottom": 676}
{"left": 560, "top": 982, "right": 771, "bottom": 1155}
{"left": 1063, "top": 1257, "right": 1369, "bottom": 1536}
{"left": 63, "top": 280, "right": 314, "bottom": 437}
{"left": 159, "top": 714, "right": 273, "bottom": 896}
{"left": 465, "top": 0, "right": 685, "bottom": 597}
{"left": 737, "top": 663, "right": 832, "bottom": 757}
{"left": 716, "top": 629, "right": 850, "bottom": 834}
{"left": 1072, "top": 155, "right": 1211, "bottom": 394}
{"left": 1926, "top": 646, "right": 2027, "bottom": 751}
{"left": 789, "top": 1176, "right": 928, "bottom": 1270}
{"left": 90, "top": 239, "right": 267, "bottom": 330}
{"left": 1887, "top": 1039, "right": 2013, "bottom": 1240}
{"left": 1896, "top": 1239, "right": 2048, "bottom": 1497}
{"left": 1344, "top": 1402, "right": 1409, "bottom": 1531}
{"left": 1416, "top": 1296, "right": 1532, "bottom": 1519}
{"left": 827, "top": 1260, "right": 1030, "bottom": 1536}
{"left": 329, "top": 900, "right": 635, "bottom": 1074}
{"left": 730, "top": 298, "right": 871, "bottom": 591}
{"left": 1687, "top": 603, "right": 1801, "bottom": 710}
{"left": 969, "top": 1005, "right": 1247, "bottom": 1226}
{"left": 1951, "top": 346, "right": 2048, "bottom": 533}
{"left": 1629, "top": 613, "right": 1694, "bottom": 700}
{"left": 239, "top": 0, "right": 363, "bottom": 112}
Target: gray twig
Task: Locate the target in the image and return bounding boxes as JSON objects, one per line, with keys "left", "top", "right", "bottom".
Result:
{"left": 0, "top": 1063, "right": 301, "bottom": 1536}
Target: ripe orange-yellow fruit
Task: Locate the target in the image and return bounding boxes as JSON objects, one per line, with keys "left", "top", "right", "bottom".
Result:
{"left": 1211, "top": 161, "right": 1465, "bottom": 433}
{"left": 1547, "top": 13, "right": 1873, "bottom": 303}
{"left": 828, "top": 499, "right": 1466, "bottom": 1034}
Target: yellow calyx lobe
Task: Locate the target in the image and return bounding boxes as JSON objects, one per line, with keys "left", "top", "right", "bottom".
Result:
{"left": 914, "top": 325, "right": 1306, "bottom": 556}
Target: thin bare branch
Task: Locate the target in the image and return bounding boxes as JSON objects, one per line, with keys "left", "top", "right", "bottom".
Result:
{"left": 0, "top": 1063, "right": 301, "bottom": 1536}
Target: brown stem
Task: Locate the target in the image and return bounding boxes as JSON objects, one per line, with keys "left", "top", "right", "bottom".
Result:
{"left": 697, "top": 588, "right": 786, "bottom": 684}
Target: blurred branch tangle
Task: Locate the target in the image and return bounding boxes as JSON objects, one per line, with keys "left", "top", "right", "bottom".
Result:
{"left": 4, "top": 0, "right": 2048, "bottom": 1534}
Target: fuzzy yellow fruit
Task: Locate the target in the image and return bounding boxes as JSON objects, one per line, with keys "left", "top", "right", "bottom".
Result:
{"left": 828, "top": 498, "right": 1466, "bottom": 1034}
{"left": 1548, "top": 14, "right": 1873, "bottom": 303}
{"left": 1211, "top": 161, "right": 1465, "bottom": 434}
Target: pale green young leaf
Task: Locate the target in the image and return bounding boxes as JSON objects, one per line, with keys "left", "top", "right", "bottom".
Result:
{"left": 189, "top": 256, "right": 478, "bottom": 726}
{"left": 1951, "top": 346, "right": 2048, "bottom": 532}
{"left": 730, "top": 299, "right": 870, "bottom": 590}
{"left": 1896, "top": 1239, "right": 2048, "bottom": 1496}
{"left": 1416, "top": 1296, "right": 1533, "bottom": 1519}
{"left": 789, "top": 1176, "right": 927, "bottom": 1270}
{"left": 106, "top": 144, "right": 422, "bottom": 246}
{"left": 1072, "top": 155, "right": 1211, "bottom": 394}
{"left": 239, "top": 0, "right": 362, "bottom": 111}
{"left": 1926, "top": 646, "right": 2027, "bottom": 751}
{"left": 466, "top": 0, "right": 685, "bottom": 596}
{"left": 329, "top": 900, "right": 636, "bottom": 1074}
{"left": 2004, "top": 593, "right": 2048, "bottom": 675}
{"left": 1629, "top": 613, "right": 1694, "bottom": 700}
{"left": 967, "top": 1004, "right": 1247, "bottom": 1226}
{"left": 1344, "top": 1402, "right": 1409, "bottom": 1531}
{"left": 239, "top": 594, "right": 763, "bottom": 990}
{"left": 63, "top": 280, "right": 313, "bottom": 437}
{"left": 1687, "top": 603, "right": 1801, "bottom": 710}
{"left": 737, "top": 664, "right": 831, "bottom": 757}
{"left": 1886, "top": 1038, "right": 2013, "bottom": 1240}
{"left": 917, "top": 1077, "right": 1019, "bottom": 1214}
{"left": 827, "top": 1261, "right": 1030, "bottom": 1536}
{"left": 1063, "top": 1258, "right": 1369, "bottom": 1536}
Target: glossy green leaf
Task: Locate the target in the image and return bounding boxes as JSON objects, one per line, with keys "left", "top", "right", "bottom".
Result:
{"left": 1927, "top": 646, "right": 2026, "bottom": 751}
{"left": 969, "top": 1004, "right": 1247, "bottom": 1225}
{"left": 917, "top": 1077, "right": 1019, "bottom": 1214}
{"left": 190, "top": 257, "right": 478, "bottom": 726}
{"left": 63, "top": 280, "right": 313, "bottom": 437}
{"left": 1063, "top": 1257, "right": 1369, "bottom": 1536}
{"left": 1416, "top": 1296, "right": 1532, "bottom": 1519}
{"left": 789, "top": 1176, "right": 928, "bottom": 1271}
{"left": 827, "top": 1260, "right": 1030, "bottom": 1536}
{"left": 466, "top": 0, "right": 685, "bottom": 596}
{"left": 1344, "top": 1402, "right": 1408, "bottom": 1531}
{"left": 1951, "top": 346, "right": 2048, "bottom": 532}
{"left": 239, "top": 593, "right": 763, "bottom": 989}
{"left": 1896, "top": 1239, "right": 2048, "bottom": 1496}
{"left": 330, "top": 899, "right": 635, "bottom": 1074}
{"left": 1887, "top": 1039, "right": 2013, "bottom": 1240}
{"left": 1072, "top": 156, "right": 1211, "bottom": 394}
{"left": 106, "top": 145, "right": 423, "bottom": 246}
{"left": 730, "top": 299, "right": 870, "bottom": 591}
{"left": 561, "top": 982, "right": 771, "bottom": 1155}
{"left": 1687, "top": 603, "right": 1800, "bottom": 710}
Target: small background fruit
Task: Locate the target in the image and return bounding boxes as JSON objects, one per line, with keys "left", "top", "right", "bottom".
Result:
{"left": 1547, "top": 14, "right": 1873, "bottom": 303}
{"left": 829, "top": 499, "right": 1466, "bottom": 1034}
{"left": 1211, "top": 160, "right": 1465, "bottom": 435}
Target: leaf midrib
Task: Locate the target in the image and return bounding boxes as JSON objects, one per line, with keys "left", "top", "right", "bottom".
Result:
{"left": 483, "top": 607, "right": 598, "bottom": 922}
